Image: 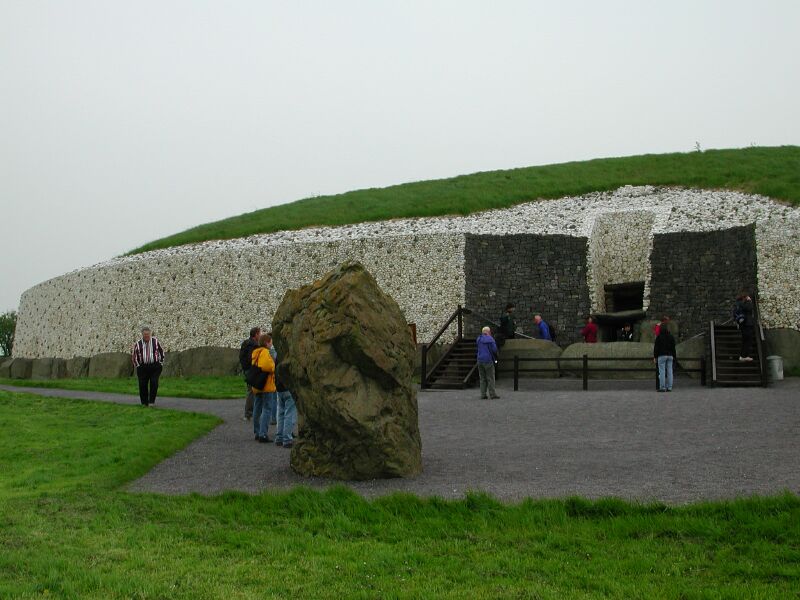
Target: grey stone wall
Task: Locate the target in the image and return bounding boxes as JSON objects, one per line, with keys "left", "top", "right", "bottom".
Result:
{"left": 464, "top": 234, "right": 592, "bottom": 345}
{"left": 648, "top": 224, "right": 757, "bottom": 339}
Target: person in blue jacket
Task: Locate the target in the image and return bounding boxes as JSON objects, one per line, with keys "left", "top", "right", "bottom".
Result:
{"left": 534, "top": 314, "right": 552, "bottom": 341}
{"left": 476, "top": 326, "right": 500, "bottom": 400}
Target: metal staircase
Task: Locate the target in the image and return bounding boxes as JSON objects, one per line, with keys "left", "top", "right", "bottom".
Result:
{"left": 421, "top": 306, "right": 479, "bottom": 390}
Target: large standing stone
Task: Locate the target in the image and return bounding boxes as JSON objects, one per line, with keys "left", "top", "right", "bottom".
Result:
{"left": 273, "top": 262, "right": 422, "bottom": 480}
{"left": 8, "top": 358, "right": 33, "bottom": 379}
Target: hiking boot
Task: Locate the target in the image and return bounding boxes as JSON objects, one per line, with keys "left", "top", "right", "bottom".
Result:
{"left": 284, "top": 441, "right": 294, "bottom": 449}
{"left": 257, "top": 436, "right": 271, "bottom": 443}
{"left": 275, "top": 440, "right": 283, "bottom": 447}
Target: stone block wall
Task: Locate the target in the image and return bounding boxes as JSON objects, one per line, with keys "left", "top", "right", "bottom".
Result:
{"left": 648, "top": 224, "right": 758, "bottom": 338}
{"left": 464, "top": 234, "right": 592, "bottom": 344}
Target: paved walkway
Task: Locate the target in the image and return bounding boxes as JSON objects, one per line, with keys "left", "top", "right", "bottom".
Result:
{"left": 2, "top": 378, "right": 799, "bottom": 504}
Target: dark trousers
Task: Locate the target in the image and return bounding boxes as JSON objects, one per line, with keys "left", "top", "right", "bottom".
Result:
{"left": 740, "top": 326, "right": 754, "bottom": 358}
{"left": 137, "top": 363, "right": 162, "bottom": 405}
{"left": 244, "top": 384, "right": 255, "bottom": 419}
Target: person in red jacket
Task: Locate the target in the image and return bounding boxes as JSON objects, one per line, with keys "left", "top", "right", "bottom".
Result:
{"left": 580, "top": 316, "right": 599, "bottom": 343}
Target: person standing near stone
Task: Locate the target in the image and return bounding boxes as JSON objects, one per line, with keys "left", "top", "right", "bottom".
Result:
{"left": 617, "top": 323, "right": 634, "bottom": 341}
{"left": 534, "top": 314, "right": 552, "bottom": 341}
{"left": 735, "top": 293, "right": 755, "bottom": 361}
{"left": 270, "top": 347, "right": 297, "bottom": 449}
{"left": 239, "top": 327, "right": 261, "bottom": 421}
{"left": 580, "top": 316, "right": 598, "bottom": 343}
{"left": 131, "top": 327, "right": 164, "bottom": 406}
{"left": 653, "top": 325, "right": 677, "bottom": 392}
{"left": 476, "top": 326, "right": 500, "bottom": 400}
{"left": 250, "top": 333, "right": 277, "bottom": 442}
{"left": 498, "top": 303, "right": 517, "bottom": 347}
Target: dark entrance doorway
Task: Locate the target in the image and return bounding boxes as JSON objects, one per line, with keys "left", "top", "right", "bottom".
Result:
{"left": 604, "top": 282, "right": 645, "bottom": 313}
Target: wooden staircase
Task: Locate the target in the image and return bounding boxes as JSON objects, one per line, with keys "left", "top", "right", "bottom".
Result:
{"left": 424, "top": 339, "right": 478, "bottom": 389}
{"left": 710, "top": 295, "right": 768, "bottom": 388}
{"left": 421, "top": 306, "right": 480, "bottom": 390}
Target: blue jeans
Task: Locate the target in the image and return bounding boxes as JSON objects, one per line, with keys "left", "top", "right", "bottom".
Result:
{"left": 253, "top": 392, "right": 276, "bottom": 438}
{"left": 657, "top": 355, "right": 674, "bottom": 391}
{"left": 276, "top": 390, "right": 297, "bottom": 444}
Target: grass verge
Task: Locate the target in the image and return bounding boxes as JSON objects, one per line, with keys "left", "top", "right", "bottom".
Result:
{"left": 1, "top": 389, "right": 798, "bottom": 598}
{"left": 0, "top": 375, "right": 244, "bottom": 399}
{"left": 130, "top": 145, "right": 800, "bottom": 254}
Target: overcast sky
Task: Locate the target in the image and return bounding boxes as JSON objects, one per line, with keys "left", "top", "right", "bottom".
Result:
{"left": 2, "top": 1, "right": 799, "bottom": 312}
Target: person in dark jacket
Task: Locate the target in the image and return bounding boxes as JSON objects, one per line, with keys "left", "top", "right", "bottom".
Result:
{"left": 617, "top": 323, "right": 634, "bottom": 342}
{"left": 653, "top": 325, "right": 677, "bottom": 392}
{"left": 580, "top": 316, "right": 598, "bottom": 343}
{"left": 736, "top": 293, "right": 755, "bottom": 361}
{"left": 498, "top": 303, "right": 517, "bottom": 347}
{"left": 239, "top": 327, "right": 261, "bottom": 420}
{"left": 476, "top": 326, "right": 500, "bottom": 400}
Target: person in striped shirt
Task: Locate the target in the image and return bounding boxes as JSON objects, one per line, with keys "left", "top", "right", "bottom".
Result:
{"left": 132, "top": 327, "right": 164, "bottom": 406}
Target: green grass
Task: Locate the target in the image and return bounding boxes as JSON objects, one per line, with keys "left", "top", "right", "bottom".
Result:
{"left": 130, "top": 145, "right": 800, "bottom": 254}
{"left": 0, "top": 375, "right": 244, "bottom": 399}
{"left": 1, "top": 390, "right": 799, "bottom": 598}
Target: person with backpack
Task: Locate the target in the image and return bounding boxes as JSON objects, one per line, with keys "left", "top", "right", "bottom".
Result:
{"left": 734, "top": 293, "right": 755, "bottom": 361}
{"left": 653, "top": 324, "right": 677, "bottom": 392}
{"left": 534, "top": 314, "right": 553, "bottom": 341}
{"left": 249, "top": 333, "right": 277, "bottom": 443}
{"left": 476, "top": 326, "right": 500, "bottom": 400}
{"left": 239, "top": 327, "right": 261, "bottom": 421}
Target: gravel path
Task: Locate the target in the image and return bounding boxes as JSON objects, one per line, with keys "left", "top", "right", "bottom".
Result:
{"left": 3, "top": 378, "right": 799, "bottom": 504}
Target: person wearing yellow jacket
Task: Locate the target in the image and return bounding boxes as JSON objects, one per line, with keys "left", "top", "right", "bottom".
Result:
{"left": 251, "top": 334, "right": 277, "bottom": 443}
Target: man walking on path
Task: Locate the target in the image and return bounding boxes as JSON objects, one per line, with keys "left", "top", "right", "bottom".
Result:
{"left": 132, "top": 327, "right": 164, "bottom": 406}
{"left": 239, "top": 327, "right": 261, "bottom": 420}
{"left": 477, "top": 326, "right": 500, "bottom": 400}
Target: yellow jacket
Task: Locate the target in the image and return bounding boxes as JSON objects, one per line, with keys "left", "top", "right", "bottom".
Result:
{"left": 250, "top": 347, "right": 276, "bottom": 393}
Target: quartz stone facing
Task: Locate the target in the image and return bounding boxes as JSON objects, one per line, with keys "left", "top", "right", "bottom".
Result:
{"left": 464, "top": 234, "right": 592, "bottom": 345}
{"left": 12, "top": 186, "right": 800, "bottom": 359}
{"left": 648, "top": 224, "right": 758, "bottom": 338}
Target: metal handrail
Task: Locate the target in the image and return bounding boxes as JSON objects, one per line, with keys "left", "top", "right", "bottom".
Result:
{"left": 710, "top": 320, "right": 717, "bottom": 385}
{"left": 421, "top": 305, "right": 465, "bottom": 389}
{"left": 752, "top": 294, "right": 768, "bottom": 387}
{"left": 462, "top": 307, "right": 535, "bottom": 340}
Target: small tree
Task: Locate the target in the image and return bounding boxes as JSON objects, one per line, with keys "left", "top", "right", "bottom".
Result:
{"left": 0, "top": 311, "right": 16, "bottom": 356}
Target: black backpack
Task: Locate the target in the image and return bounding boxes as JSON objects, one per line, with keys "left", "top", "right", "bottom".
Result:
{"left": 239, "top": 339, "right": 255, "bottom": 373}
{"left": 732, "top": 302, "right": 746, "bottom": 326}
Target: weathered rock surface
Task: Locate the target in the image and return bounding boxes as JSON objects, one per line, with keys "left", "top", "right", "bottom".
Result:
{"left": 88, "top": 353, "right": 133, "bottom": 378}
{"left": 65, "top": 357, "right": 90, "bottom": 378}
{"left": 31, "top": 357, "right": 66, "bottom": 380}
{"left": 273, "top": 262, "right": 422, "bottom": 480}
{"left": 560, "top": 342, "right": 654, "bottom": 379}
{"left": 497, "top": 339, "right": 563, "bottom": 378}
{"left": 8, "top": 358, "right": 33, "bottom": 379}
{"left": 0, "top": 357, "right": 12, "bottom": 378}
{"left": 175, "top": 347, "right": 240, "bottom": 377}
{"left": 676, "top": 336, "right": 708, "bottom": 380}
{"left": 765, "top": 328, "right": 800, "bottom": 372}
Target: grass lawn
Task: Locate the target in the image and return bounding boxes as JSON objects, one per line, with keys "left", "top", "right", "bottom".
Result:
{"left": 130, "top": 145, "right": 800, "bottom": 254}
{"left": 1, "top": 390, "right": 798, "bottom": 598}
{"left": 0, "top": 375, "right": 244, "bottom": 399}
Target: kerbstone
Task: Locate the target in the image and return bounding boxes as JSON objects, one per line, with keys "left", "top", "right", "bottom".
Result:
{"left": 88, "top": 353, "right": 133, "bottom": 378}
{"left": 560, "top": 342, "right": 654, "bottom": 379}
{"left": 31, "top": 357, "right": 66, "bottom": 380}
{"left": 498, "top": 339, "right": 563, "bottom": 378}
{"left": 9, "top": 358, "right": 33, "bottom": 379}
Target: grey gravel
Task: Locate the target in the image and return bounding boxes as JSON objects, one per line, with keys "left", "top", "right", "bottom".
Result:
{"left": 3, "top": 378, "right": 799, "bottom": 504}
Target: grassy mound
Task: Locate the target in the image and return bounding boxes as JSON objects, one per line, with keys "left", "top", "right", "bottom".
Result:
{"left": 130, "top": 145, "right": 800, "bottom": 255}
{"left": 1, "top": 390, "right": 798, "bottom": 597}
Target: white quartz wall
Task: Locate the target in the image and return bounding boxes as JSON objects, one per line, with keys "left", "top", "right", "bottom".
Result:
{"left": 14, "top": 234, "right": 466, "bottom": 358}
{"left": 586, "top": 211, "right": 657, "bottom": 312}
{"left": 13, "top": 186, "right": 800, "bottom": 358}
